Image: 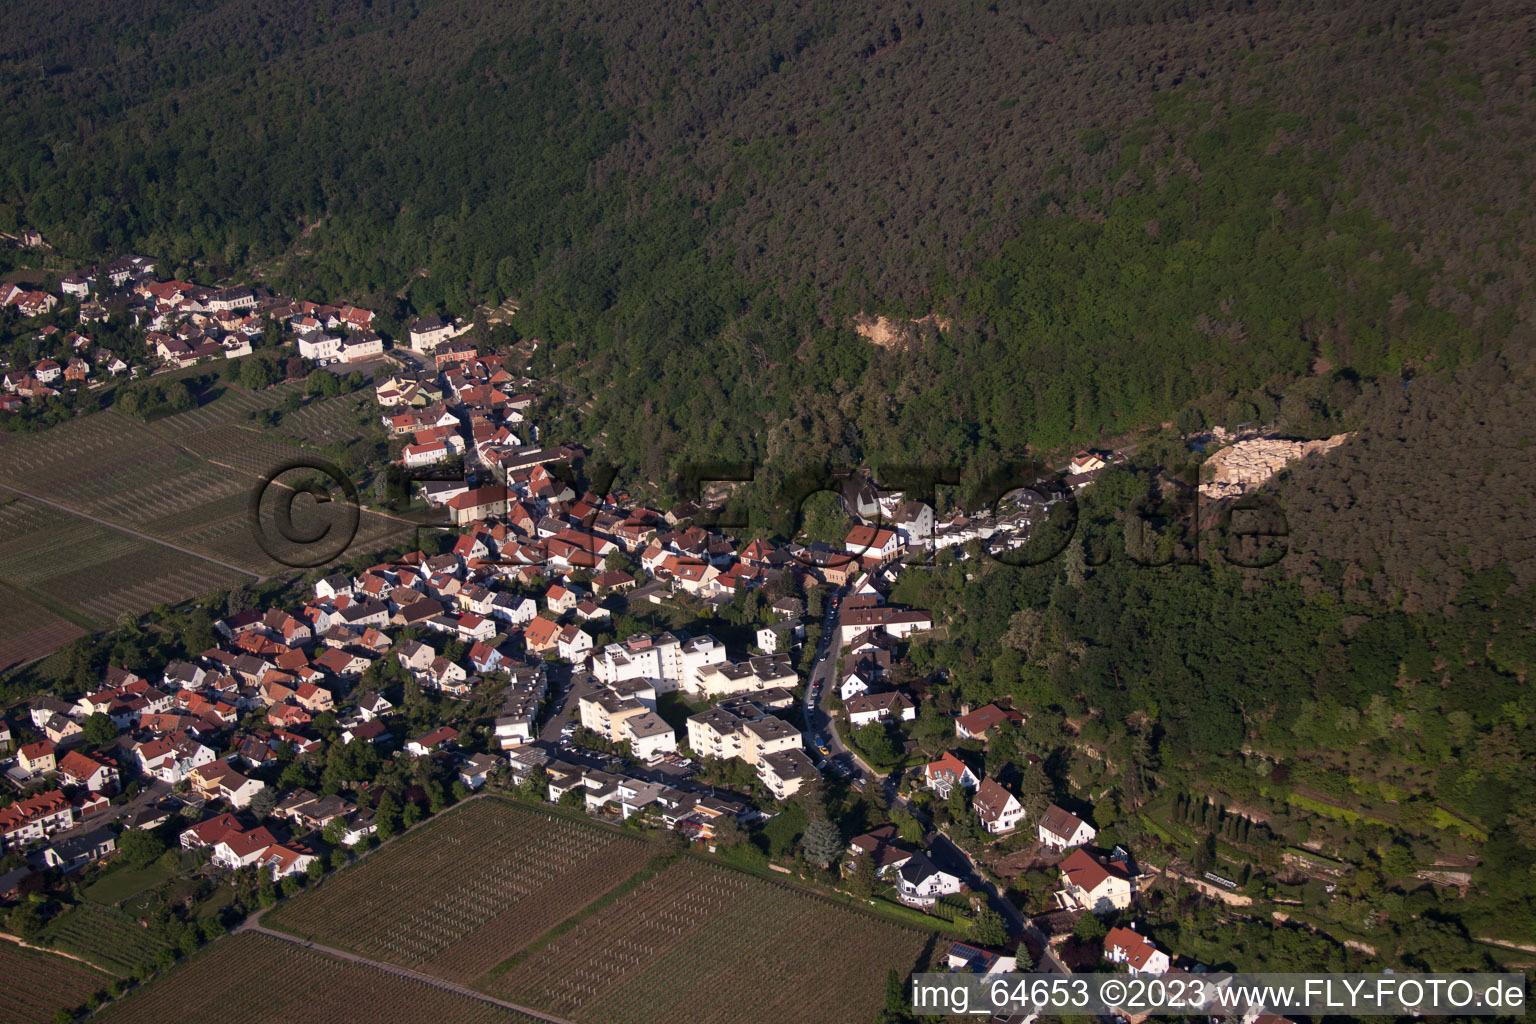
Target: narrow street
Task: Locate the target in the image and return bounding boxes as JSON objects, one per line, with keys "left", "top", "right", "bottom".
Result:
{"left": 799, "top": 575, "right": 1070, "bottom": 977}
{"left": 799, "top": 584, "right": 877, "bottom": 781}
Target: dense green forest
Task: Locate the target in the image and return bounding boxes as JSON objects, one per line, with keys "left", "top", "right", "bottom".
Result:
{"left": 4, "top": 0, "right": 1535, "bottom": 482}
{"left": 890, "top": 344, "right": 1536, "bottom": 949}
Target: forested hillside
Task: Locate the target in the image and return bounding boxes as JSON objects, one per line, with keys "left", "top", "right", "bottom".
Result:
{"left": 4, "top": 0, "right": 1536, "bottom": 481}
{"left": 890, "top": 341, "right": 1536, "bottom": 953}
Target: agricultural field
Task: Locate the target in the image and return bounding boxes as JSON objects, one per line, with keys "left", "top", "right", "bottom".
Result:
{"left": 94, "top": 932, "right": 543, "bottom": 1024}
{"left": 0, "top": 496, "right": 248, "bottom": 626}
{"left": 146, "top": 380, "right": 295, "bottom": 434}
{"left": 36, "top": 902, "right": 174, "bottom": 978}
{"left": 275, "top": 391, "right": 377, "bottom": 447}
{"left": 267, "top": 799, "right": 655, "bottom": 983}
{"left": 0, "top": 379, "right": 403, "bottom": 659}
{"left": 0, "top": 940, "right": 112, "bottom": 1024}
{"left": 0, "top": 582, "right": 85, "bottom": 671}
{"left": 485, "top": 858, "right": 930, "bottom": 1024}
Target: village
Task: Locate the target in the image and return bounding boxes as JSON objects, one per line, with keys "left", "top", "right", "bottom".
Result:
{"left": 0, "top": 251, "right": 1305, "bottom": 1022}
{"left": 0, "top": 254, "right": 398, "bottom": 411}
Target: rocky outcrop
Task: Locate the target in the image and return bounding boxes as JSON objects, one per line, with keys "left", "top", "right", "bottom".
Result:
{"left": 1199, "top": 433, "right": 1352, "bottom": 499}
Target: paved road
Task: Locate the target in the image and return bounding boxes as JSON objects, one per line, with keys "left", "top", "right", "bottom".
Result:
{"left": 39, "top": 779, "right": 171, "bottom": 847}
{"left": 796, "top": 576, "right": 1069, "bottom": 976}
{"left": 925, "top": 829, "right": 1069, "bottom": 974}
{"left": 537, "top": 662, "right": 581, "bottom": 743}
{"left": 243, "top": 920, "right": 578, "bottom": 1024}
{"left": 800, "top": 585, "right": 879, "bottom": 783}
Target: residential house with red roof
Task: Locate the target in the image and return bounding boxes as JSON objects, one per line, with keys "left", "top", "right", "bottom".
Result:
{"left": 1104, "top": 924, "right": 1171, "bottom": 975}
{"left": 407, "top": 726, "right": 460, "bottom": 757}
{"left": 1059, "top": 848, "right": 1135, "bottom": 913}
{"left": 954, "top": 702, "right": 1024, "bottom": 741}
{"left": 16, "top": 740, "right": 55, "bottom": 777}
{"left": 55, "top": 750, "right": 119, "bottom": 794}
{"left": 923, "top": 751, "right": 979, "bottom": 797}
{"left": 0, "top": 790, "right": 74, "bottom": 846}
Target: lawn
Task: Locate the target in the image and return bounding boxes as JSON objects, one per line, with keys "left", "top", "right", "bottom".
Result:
{"left": 83, "top": 859, "right": 180, "bottom": 906}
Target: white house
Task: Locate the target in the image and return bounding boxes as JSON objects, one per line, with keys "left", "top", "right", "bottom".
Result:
{"left": 296, "top": 331, "right": 342, "bottom": 361}
{"left": 408, "top": 315, "right": 454, "bottom": 350}
{"left": 974, "top": 777, "right": 1024, "bottom": 834}
{"left": 893, "top": 500, "right": 936, "bottom": 549}
{"left": 844, "top": 524, "right": 901, "bottom": 567}
{"left": 1068, "top": 450, "right": 1108, "bottom": 476}
{"left": 1037, "top": 803, "right": 1097, "bottom": 851}
{"left": 845, "top": 691, "right": 916, "bottom": 727}
{"left": 458, "top": 752, "right": 502, "bottom": 790}
{"left": 839, "top": 667, "right": 876, "bottom": 702}
{"left": 490, "top": 594, "right": 538, "bottom": 627}
{"left": 1104, "top": 925, "right": 1171, "bottom": 975}
{"left": 923, "top": 752, "right": 979, "bottom": 798}
{"left": 895, "top": 851, "right": 965, "bottom": 908}
{"left": 134, "top": 735, "right": 216, "bottom": 784}
{"left": 402, "top": 439, "right": 451, "bottom": 468}
{"left": 557, "top": 624, "right": 594, "bottom": 662}
{"left": 340, "top": 330, "right": 384, "bottom": 362}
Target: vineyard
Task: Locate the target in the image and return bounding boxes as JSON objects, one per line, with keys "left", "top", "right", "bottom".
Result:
{"left": 0, "top": 940, "right": 111, "bottom": 1024}
{"left": 483, "top": 859, "right": 930, "bottom": 1024}
{"left": 267, "top": 800, "right": 654, "bottom": 980}
{"left": 0, "top": 378, "right": 403, "bottom": 661}
{"left": 0, "top": 583, "right": 84, "bottom": 671}
{"left": 275, "top": 392, "right": 376, "bottom": 447}
{"left": 94, "top": 932, "right": 544, "bottom": 1024}
{"left": 0, "top": 496, "right": 248, "bottom": 626}
{"left": 147, "top": 381, "right": 296, "bottom": 434}
{"left": 36, "top": 902, "right": 174, "bottom": 977}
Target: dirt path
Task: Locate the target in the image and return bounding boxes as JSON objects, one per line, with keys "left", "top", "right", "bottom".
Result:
{"left": 0, "top": 930, "right": 114, "bottom": 973}
{"left": 241, "top": 920, "right": 576, "bottom": 1024}
{"left": 0, "top": 481, "right": 261, "bottom": 581}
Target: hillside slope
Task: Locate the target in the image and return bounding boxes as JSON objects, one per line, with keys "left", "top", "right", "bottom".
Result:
{"left": 4, "top": 0, "right": 1536, "bottom": 480}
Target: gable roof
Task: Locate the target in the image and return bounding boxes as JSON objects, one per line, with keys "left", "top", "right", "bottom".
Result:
{"left": 973, "top": 777, "right": 1019, "bottom": 823}
{"left": 1061, "top": 848, "right": 1128, "bottom": 895}
{"left": 1104, "top": 925, "right": 1162, "bottom": 969}
{"left": 925, "top": 751, "right": 972, "bottom": 780}
{"left": 955, "top": 703, "right": 1022, "bottom": 736}
{"left": 1038, "top": 803, "right": 1086, "bottom": 841}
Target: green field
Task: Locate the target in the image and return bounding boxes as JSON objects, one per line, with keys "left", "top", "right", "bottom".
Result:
{"left": 0, "top": 496, "right": 249, "bottom": 627}
{"left": 83, "top": 859, "right": 182, "bottom": 907}
{"left": 274, "top": 392, "right": 376, "bottom": 447}
{"left": 0, "top": 580, "right": 86, "bottom": 671}
{"left": 94, "top": 932, "right": 542, "bottom": 1024}
{"left": 36, "top": 902, "right": 174, "bottom": 978}
{"left": 0, "top": 381, "right": 406, "bottom": 660}
{"left": 0, "top": 940, "right": 112, "bottom": 1024}
{"left": 267, "top": 798, "right": 933, "bottom": 1024}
